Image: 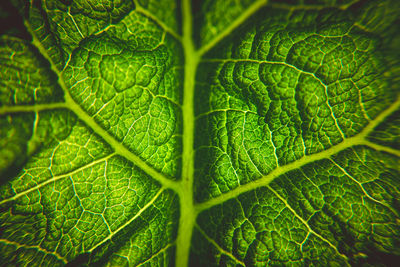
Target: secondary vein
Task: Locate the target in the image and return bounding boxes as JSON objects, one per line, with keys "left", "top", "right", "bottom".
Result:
{"left": 197, "top": 0, "right": 267, "bottom": 56}
{"left": 0, "top": 103, "right": 67, "bottom": 115}
{"left": 24, "top": 20, "right": 178, "bottom": 191}
{"left": 195, "top": 95, "right": 400, "bottom": 212}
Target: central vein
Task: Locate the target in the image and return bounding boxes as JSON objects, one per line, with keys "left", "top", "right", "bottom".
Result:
{"left": 175, "top": 0, "right": 199, "bottom": 266}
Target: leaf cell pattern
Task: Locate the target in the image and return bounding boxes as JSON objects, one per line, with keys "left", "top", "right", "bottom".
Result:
{"left": 0, "top": 0, "right": 399, "bottom": 266}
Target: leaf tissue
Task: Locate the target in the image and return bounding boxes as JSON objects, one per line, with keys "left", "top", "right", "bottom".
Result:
{"left": 0, "top": 0, "right": 399, "bottom": 266}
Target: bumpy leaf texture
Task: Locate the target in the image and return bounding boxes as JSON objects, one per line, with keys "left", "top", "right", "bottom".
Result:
{"left": 0, "top": 0, "right": 399, "bottom": 266}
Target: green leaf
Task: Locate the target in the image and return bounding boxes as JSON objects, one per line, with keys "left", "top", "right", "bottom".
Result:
{"left": 0, "top": 0, "right": 399, "bottom": 266}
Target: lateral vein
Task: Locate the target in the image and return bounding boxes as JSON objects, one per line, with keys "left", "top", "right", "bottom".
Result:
{"left": 134, "top": 5, "right": 182, "bottom": 41}
{"left": 197, "top": 0, "right": 267, "bottom": 56}
{"left": 195, "top": 95, "right": 400, "bottom": 212}
{"left": 0, "top": 103, "right": 67, "bottom": 116}
{"left": 24, "top": 20, "right": 178, "bottom": 191}
{"left": 361, "top": 140, "right": 400, "bottom": 157}
{"left": 0, "top": 154, "right": 115, "bottom": 206}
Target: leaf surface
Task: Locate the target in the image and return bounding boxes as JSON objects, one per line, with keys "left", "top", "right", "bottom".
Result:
{"left": 0, "top": 0, "right": 399, "bottom": 266}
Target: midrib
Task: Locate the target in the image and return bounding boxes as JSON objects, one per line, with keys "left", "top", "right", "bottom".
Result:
{"left": 175, "top": 0, "right": 198, "bottom": 265}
